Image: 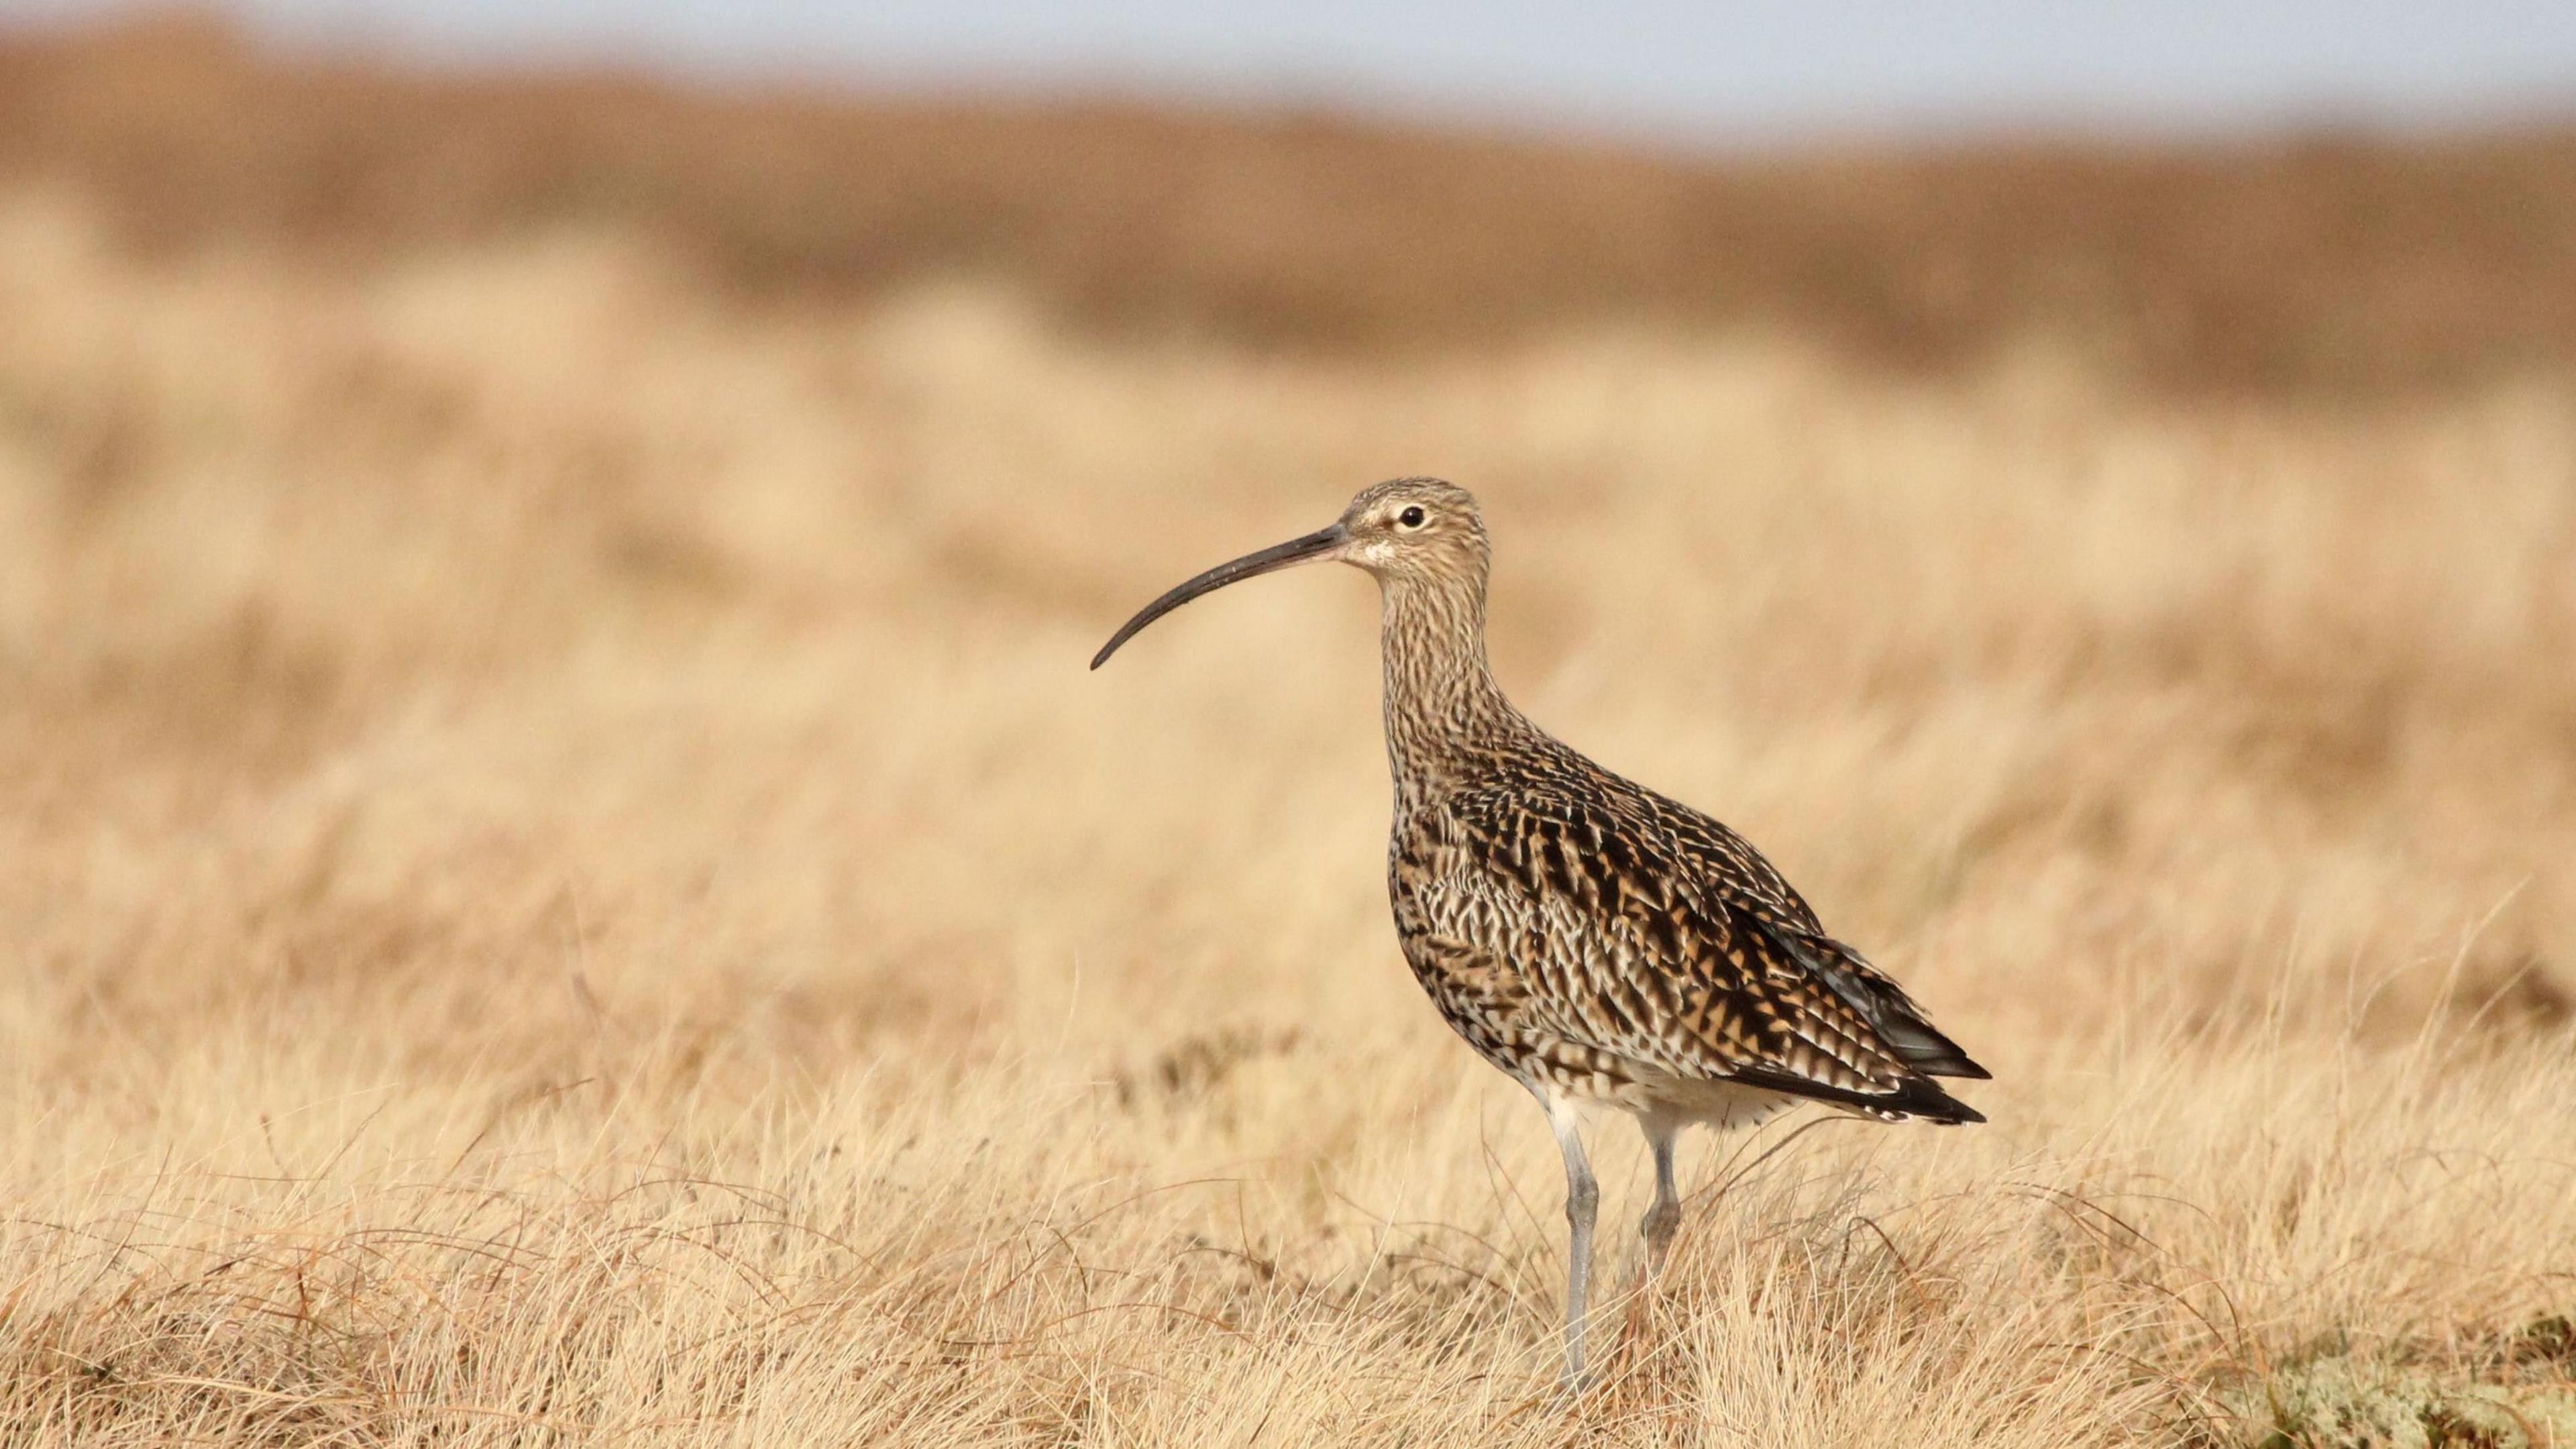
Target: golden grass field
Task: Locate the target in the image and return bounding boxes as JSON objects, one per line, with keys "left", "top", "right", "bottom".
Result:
{"left": 3, "top": 23, "right": 2576, "bottom": 1448}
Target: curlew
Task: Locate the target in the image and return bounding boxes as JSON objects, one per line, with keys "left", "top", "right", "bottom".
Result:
{"left": 1091, "top": 478, "right": 1988, "bottom": 1383}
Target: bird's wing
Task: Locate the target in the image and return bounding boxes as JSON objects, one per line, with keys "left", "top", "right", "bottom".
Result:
{"left": 1426, "top": 780, "right": 1983, "bottom": 1120}
{"left": 1628, "top": 785, "right": 1991, "bottom": 1081}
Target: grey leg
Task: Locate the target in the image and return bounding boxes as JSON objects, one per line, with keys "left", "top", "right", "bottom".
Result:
{"left": 1541, "top": 1095, "right": 1599, "bottom": 1386}
{"left": 1639, "top": 1113, "right": 1682, "bottom": 1277}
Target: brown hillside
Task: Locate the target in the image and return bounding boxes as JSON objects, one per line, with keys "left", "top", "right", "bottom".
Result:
{"left": 5, "top": 14, "right": 2575, "bottom": 393}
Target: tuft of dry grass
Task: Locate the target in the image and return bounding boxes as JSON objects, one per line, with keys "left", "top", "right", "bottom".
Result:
{"left": 1, "top": 94, "right": 2575, "bottom": 1444}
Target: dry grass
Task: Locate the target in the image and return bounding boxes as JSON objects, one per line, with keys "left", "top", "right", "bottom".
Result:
{"left": 7, "top": 16, "right": 2576, "bottom": 396}
{"left": 2, "top": 46, "right": 2576, "bottom": 1446}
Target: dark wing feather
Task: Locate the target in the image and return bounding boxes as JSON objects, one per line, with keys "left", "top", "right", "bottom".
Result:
{"left": 1769, "top": 929, "right": 1991, "bottom": 1079}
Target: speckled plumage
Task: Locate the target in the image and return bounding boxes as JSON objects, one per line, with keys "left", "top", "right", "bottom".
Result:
{"left": 1093, "top": 476, "right": 1988, "bottom": 1383}
{"left": 1356, "top": 480, "right": 1986, "bottom": 1131}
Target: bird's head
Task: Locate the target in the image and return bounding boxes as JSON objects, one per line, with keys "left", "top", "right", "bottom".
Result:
{"left": 1332, "top": 477, "right": 1489, "bottom": 582}
{"left": 1090, "top": 477, "right": 1488, "bottom": 669}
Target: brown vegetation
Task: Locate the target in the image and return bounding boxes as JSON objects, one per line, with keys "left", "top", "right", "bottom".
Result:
{"left": 0, "top": 14, "right": 2573, "bottom": 1446}
{"left": 7, "top": 15, "right": 2576, "bottom": 394}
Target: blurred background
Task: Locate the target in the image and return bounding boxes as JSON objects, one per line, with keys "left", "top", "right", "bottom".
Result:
{"left": 6, "top": 2, "right": 2576, "bottom": 391}
{"left": 21, "top": 0, "right": 2576, "bottom": 138}
{"left": 4, "top": 5, "right": 2576, "bottom": 1441}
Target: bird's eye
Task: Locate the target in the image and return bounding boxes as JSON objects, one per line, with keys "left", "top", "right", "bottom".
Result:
{"left": 1397, "top": 506, "right": 1428, "bottom": 529}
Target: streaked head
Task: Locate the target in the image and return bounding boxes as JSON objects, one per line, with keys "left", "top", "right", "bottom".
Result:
{"left": 1090, "top": 477, "right": 1487, "bottom": 669}
{"left": 1332, "top": 477, "right": 1487, "bottom": 580}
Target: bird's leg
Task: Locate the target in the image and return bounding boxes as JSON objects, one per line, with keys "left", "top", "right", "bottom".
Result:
{"left": 1640, "top": 1114, "right": 1682, "bottom": 1278}
{"left": 1542, "top": 1095, "right": 1599, "bottom": 1387}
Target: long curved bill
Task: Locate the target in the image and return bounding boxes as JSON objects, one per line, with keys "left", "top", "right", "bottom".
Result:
{"left": 1090, "top": 523, "right": 1348, "bottom": 669}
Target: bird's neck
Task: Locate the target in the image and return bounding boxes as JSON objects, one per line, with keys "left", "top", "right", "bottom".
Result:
{"left": 1378, "top": 570, "right": 1520, "bottom": 806}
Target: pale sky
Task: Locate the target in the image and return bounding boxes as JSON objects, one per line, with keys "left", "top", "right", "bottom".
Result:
{"left": 16, "top": 0, "right": 2576, "bottom": 143}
